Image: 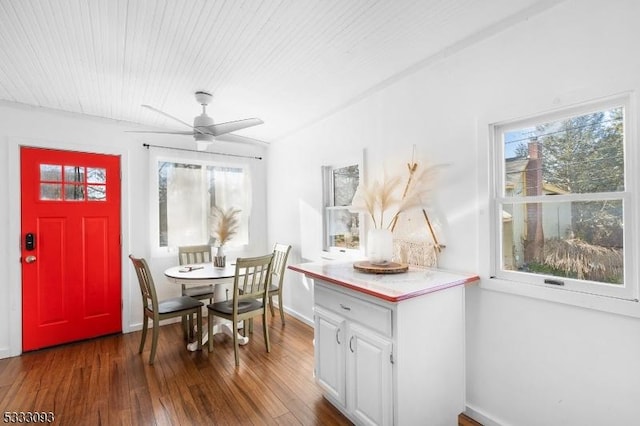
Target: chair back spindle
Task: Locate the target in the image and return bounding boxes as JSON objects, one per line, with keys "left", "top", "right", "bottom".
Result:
{"left": 266, "top": 243, "right": 292, "bottom": 324}
{"left": 236, "top": 258, "right": 272, "bottom": 303}
{"left": 176, "top": 245, "right": 214, "bottom": 340}
{"left": 130, "top": 256, "right": 158, "bottom": 314}
{"left": 178, "top": 245, "right": 212, "bottom": 265}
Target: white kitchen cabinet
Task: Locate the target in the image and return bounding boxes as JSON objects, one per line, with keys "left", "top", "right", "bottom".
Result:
{"left": 314, "top": 303, "right": 393, "bottom": 426}
{"left": 297, "top": 262, "right": 479, "bottom": 426}
{"left": 314, "top": 306, "right": 346, "bottom": 405}
{"left": 347, "top": 322, "right": 393, "bottom": 425}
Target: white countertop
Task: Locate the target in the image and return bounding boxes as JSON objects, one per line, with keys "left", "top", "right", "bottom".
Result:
{"left": 289, "top": 261, "right": 479, "bottom": 302}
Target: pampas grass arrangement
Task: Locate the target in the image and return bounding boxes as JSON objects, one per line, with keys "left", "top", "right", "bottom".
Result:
{"left": 351, "top": 163, "right": 443, "bottom": 230}
{"left": 210, "top": 206, "right": 240, "bottom": 246}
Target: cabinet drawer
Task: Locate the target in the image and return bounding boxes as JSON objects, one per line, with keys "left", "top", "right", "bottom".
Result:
{"left": 315, "top": 283, "right": 392, "bottom": 337}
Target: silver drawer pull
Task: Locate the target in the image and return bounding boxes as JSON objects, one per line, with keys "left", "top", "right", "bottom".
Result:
{"left": 336, "top": 328, "right": 341, "bottom": 344}
{"left": 349, "top": 336, "right": 355, "bottom": 353}
{"left": 339, "top": 303, "right": 351, "bottom": 311}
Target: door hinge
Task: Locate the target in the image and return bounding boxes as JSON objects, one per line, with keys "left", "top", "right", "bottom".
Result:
{"left": 390, "top": 350, "right": 395, "bottom": 364}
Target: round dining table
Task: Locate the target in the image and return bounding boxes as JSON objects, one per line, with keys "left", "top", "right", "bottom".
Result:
{"left": 164, "top": 262, "right": 249, "bottom": 351}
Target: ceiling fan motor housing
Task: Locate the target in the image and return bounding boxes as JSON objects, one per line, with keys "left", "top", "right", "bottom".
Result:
{"left": 193, "top": 112, "right": 214, "bottom": 141}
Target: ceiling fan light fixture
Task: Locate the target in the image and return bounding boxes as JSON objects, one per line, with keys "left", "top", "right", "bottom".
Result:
{"left": 196, "top": 141, "right": 211, "bottom": 151}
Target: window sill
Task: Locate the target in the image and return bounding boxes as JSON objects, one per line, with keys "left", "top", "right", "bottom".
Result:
{"left": 480, "top": 276, "right": 640, "bottom": 319}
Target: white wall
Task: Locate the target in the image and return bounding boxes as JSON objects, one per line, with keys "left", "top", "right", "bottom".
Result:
{"left": 268, "top": 0, "right": 640, "bottom": 424}
{"left": 0, "top": 102, "right": 268, "bottom": 358}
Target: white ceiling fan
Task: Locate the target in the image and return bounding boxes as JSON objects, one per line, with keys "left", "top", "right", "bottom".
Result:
{"left": 132, "top": 91, "right": 266, "bottom": 150}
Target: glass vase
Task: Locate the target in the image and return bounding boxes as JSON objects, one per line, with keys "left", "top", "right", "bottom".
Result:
{"left": 214, "top": 245, "right": 226, "bottom": 267}
{"left": 367, "top": 228, "right": 394, "bottom": 265}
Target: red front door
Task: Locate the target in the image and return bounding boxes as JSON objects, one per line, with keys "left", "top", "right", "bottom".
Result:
{"left": 21, "top": 147, "right": 122, "bottom": 351}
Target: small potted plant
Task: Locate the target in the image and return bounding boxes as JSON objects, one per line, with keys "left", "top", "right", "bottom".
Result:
{"left": 210, "top": 206, "right": 240, "bottom": 267}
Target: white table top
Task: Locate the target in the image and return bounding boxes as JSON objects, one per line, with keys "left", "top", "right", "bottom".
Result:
{"left": 164, "top": 262, "right": 237, "bottom": 281}
{"left": 288, "top": 261, "right": 479, "bottom": 302}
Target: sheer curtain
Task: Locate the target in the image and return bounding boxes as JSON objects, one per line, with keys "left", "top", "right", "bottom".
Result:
{"left": 207, "top": 166, "right": 252, "bottom": 246}
{"left": 153, "top": 152, "right": 252, "bottom": 251}
{"left": 166, "top": 164, "right": 207, "bottom": 247}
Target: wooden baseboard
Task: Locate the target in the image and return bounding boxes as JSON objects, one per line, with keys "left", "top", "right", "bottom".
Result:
{"left": 459, "top": 412, "right": 483, "bottom": 426}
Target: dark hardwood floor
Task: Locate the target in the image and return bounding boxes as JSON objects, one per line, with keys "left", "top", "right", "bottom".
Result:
{"left": 0, "top": 314, "right": 352, "bottom": 425}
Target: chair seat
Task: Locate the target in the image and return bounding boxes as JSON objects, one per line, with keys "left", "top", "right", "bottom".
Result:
{"left": 157, "top": 296, "right": 204, "bottom": 314}
{"left": 208, "top": 299, "right": 263, "bottom": 315}
{"left": 183, "top": 285, "right": 214, "bottom": 298}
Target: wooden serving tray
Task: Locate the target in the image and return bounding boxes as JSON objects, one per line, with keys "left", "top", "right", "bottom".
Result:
{"left": 353, "top": 261, "right": 408, "bottom": 274}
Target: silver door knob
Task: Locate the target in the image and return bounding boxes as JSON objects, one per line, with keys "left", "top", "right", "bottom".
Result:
{"left": 25, "top": 255, "right": 37, "bottom": 263}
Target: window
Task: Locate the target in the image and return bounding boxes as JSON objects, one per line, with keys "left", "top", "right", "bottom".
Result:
{"left": 39, "top": 164, "right": 107, "bottom": 201}
{"left": 492, "top": 96, "right": 635, "bottom": 300}
{"left": 322, "top": 163, "right": 362, "bottom": 255}
{"left": 155, "top": 158, "right": 251, "bottom": 250}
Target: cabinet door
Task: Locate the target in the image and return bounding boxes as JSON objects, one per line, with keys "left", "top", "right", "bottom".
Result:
{"left": 347, "top": 323, "right": 393, "bottom": 426}
{"left": 314, "top": 306, "right": 347, "bottom": 406}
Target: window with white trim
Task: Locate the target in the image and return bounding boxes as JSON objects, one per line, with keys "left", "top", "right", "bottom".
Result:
{"left": 322, "top": 163, "right": 363, "bottom": 255}
{"left": 155, "top": 157, "right": 251, "bottom": 251}
{"left": 492, "top": 96, "right": 636, "bottom": 300}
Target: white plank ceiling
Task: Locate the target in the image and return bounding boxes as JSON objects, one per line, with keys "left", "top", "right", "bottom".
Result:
{"left": 0, "top": 0, "right": 562, "bottom": 144}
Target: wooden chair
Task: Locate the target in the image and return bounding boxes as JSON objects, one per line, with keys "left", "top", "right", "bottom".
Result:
{"left": 178, "top": 244, "right": 215, "bottom": 301}
{"left": 129, "top": 255, "right": 203, "bottom": 365}
{"left": 207, "top": 253, "right": 274, "bottom": 367}
{"left": 267, "top": 243, "right": 292, "bottom": 325}
{"left": 178, "top": 245, "right": 214, "bottom": 338}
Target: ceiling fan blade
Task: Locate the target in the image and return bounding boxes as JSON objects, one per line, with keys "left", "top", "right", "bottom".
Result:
{"left": 206, "top": 118, "right": 264, "bottom": 136}
{"left": 125, "top": 130, "right": 195, "bottom": 135}
{"left": 141, "top": 104, "right": 205, "bottom": 135}
{"left": 216, "top": 133, "right": 269, "bottom": 146}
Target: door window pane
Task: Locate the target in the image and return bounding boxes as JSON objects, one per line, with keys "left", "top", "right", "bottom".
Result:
{"left": 87, "top": 167, "right": 106, "bottom": 184}
{"left": 40, "top": 183, "right": 62, "bottom": 200}
{"left": 40, "top": 164, "right": 61, "bottom": 181}
{"left": 64, "top": 166, "right": 85, "bottom": 183}
{"left": 65, "top": 184, "right": 85, "bottom": 200}
{"left": 88, "top": 185, "right": 106, "bottom": 201}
